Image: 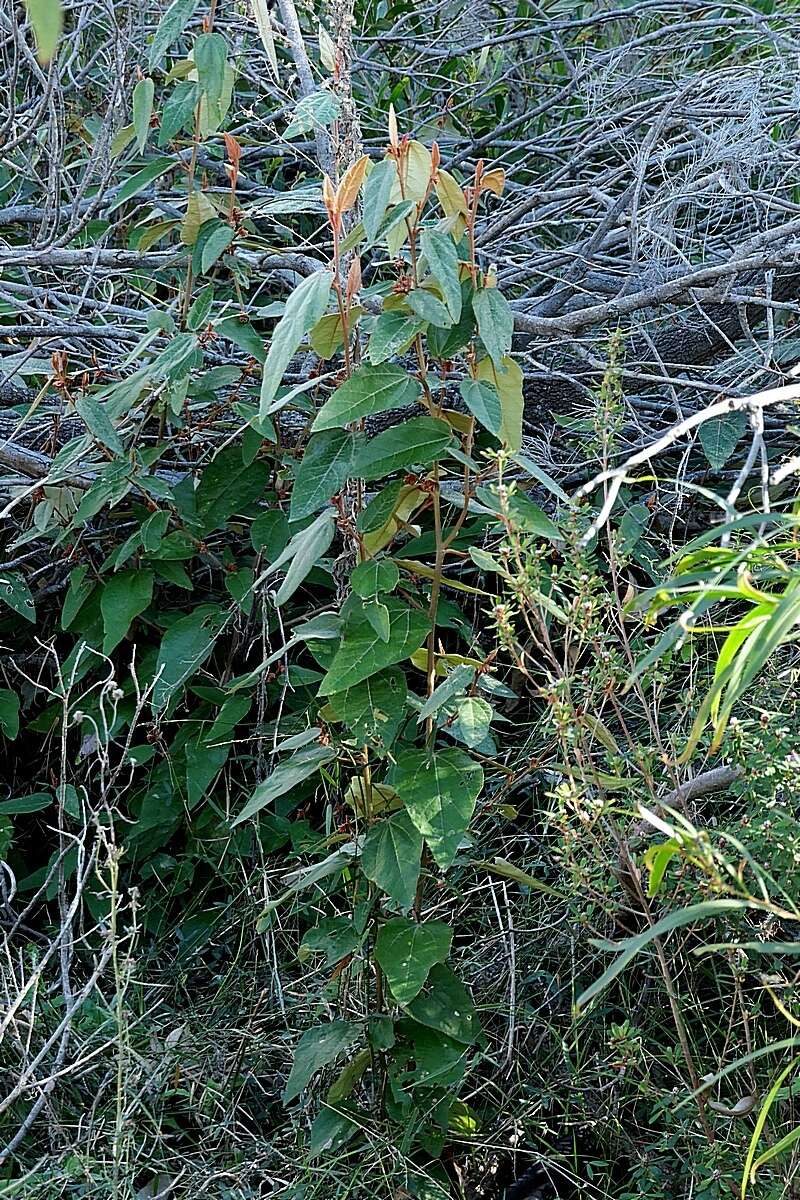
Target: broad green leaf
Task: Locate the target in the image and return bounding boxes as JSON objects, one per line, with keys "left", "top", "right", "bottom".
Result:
{"left": 158, "top": 79, "right": 198, "bottom": 145}
{"left": 352, "top": 416, "right": 451, "bottom": 482}
{"left": 312, "top": 364, "right": 421, "bottom": 432}
{"left": 187, "top": 282, "right": 214, "bottom": 331}
{"left": 476, "top": 484, "right": 560, "bottom": 540}
{"left": 101, "top": 569, "right": 154, "bottom": 654}
{"left": 195, "top": 32, "right": 227, "bottom": 125}
{"left": 263, "top": 509, "right": 336, "bottom": 606}
{"left": 351, "top": 558, "right": 399, "bottom": 598}
{"left": 362, "top": 158, "right": 398, "bottom": 242}
{"left": 231, "top": 744, "right": 336, "bottom": 825}
{"left": 700, "top": 411, "right": 747, "bottom": 471}
{"left": 361, "top": 809, "right": 423, "bottom": 908}
{"left": 195, "top": 448, "right": 269, "bottom": 533}
{"left": 326, "top": 667, "right": 407, "bottom": 748}
{"left": 133, "top": 77, "right": 155, "bottom": 152}
{"left": 0, "top": 792, "right": 50, "bottom": 815}
{"left": 417, "top": 663, "right": 474, "bottom": 723}
{"left": 197, "top": 221, "right": 234, "bottom": 274}
{"left": 149, "top": 0, "right": 199, "bottom": 69}
{"left": 366, "top": 200, "right": 415, "bottom": 249}
{"left": 181, "top": 189, "right": 217, "bottom": 245}
{"left": 476, "top": 356, "right": 523, "bottom": 451}
{"left": 74, "top": 395, "right": 124, "bottom": 455}
{"left": 391, "top": 748, "right": 483, "bottom": 869}
{"left": 260, "top": 271, "right": 333, "bottom": 416}
{"left": 319, "top": 598, "right": 430, "bottom": 695}
{"left": 283, "top": 1021, "right": 360, "bottom": 1103}
{"left": 363, "top": 599, "right": 390, "bottom": 641}
{"left": 367, "top": 310, "right": 425, "bottom": 365}
{"left": 250, "top": 510, "right": 289, "bottom": 559}
{"left": 472, "top": 287, "right": 513, "bottom": 368}
{"left": 152, "top": 608, "right": 224, "bottom": 711}
{"left": 357, "top": 479, "right": 405, "bottom": 534}
{"left": 0, "top": 689, "right": 20, "bottom": 740}
{"left": 406, "top": 289, "right": 452, "bottom": 327}
{"left": 451, "top": 696, "right": 493, "bottom": 748}
{"left": 420, "top": 229, "right": 462, "bottom": 323}
{"left": 459, "top": 379, "right": 502, "bottom": 437}
{"left": 289, "top": 430, "right": 357, "bottom": 521}
{"left": 107, "top": 158, "right": 175, "bottom": 214}
{"left": 375, "top": 918, "right": 452, "bottom": 1004}
{"left": 576, "top": 899, "right": 757, "bottom": 1012}
{"left": 186, "top": 737, "right": 229, "bottom": 807}
{"left": 299, "top": 917, "right": 361, "bottom": 967}
{"left": 62, "top": 566, "right": 93, "bottom": 629}
{"left": 406, "top": 963, "right": 479, "bottom": 1044}
{"left": 285, "top": 90, "right": 340, "bottom": 139}
{"left": 0, "top": 571, "right": 36, "bottom": 623}
{"left": 25, "top": 0, "right": 63, "bottom": 63}
{"left": 309, "top": 1107, "right": 359, "bottom": 1158}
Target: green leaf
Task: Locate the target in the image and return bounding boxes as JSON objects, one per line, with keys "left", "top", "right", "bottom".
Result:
{"left": 405, "top": 289, "right": 452, "bottom": 327}
{"left": 353, "top": 416, "right": 452, "bottom": 482}
{"left": 196, "top": 221, "right": 234, "bottom": 274}
{"left": 283, "top": 1021, "right": 360, "bottom": 1103}
{"left": 231, "top": 744, "right": 336, "bottom": 825}
{"left": 152, "top": 608, "right": 224, "bottom": 711}
{"left": 391, "top": 748, "right": 483, "bottom": 869}
{"left": 250, "top": 510, "right": 289, "bottom": 559}
{"left": 309, "top": 1107, "right": 359, "bottom": 1158}
{"left": 62, "top": 566, "right": 94, "bottom": 629}
{"left": 375, "top": 918, "right": 452, "bottom": 1004}
{"left": 319, "top": 598, "right": 430, "bottom": 695}
{"left": 416, "top": 663, "right": 474, "bottom": 723}
{"left": 133, "top": 77, "right": 155, "bottom": 152}
{"left": 406, "top": 963, "right": 479, "bottom": 1044}
{"left": 326, "top": 667, "right": 407, "bottom": 748}
{"left": 362, "top": 158, "right": 398, "bottom": 243}
{"left": 451, "top": 695, "right": 493, "bottom": 748}
{"left": 263, "top": 508, "right": 336, "bottom": 606}
{"left": 101, "top": 569, "right": 154, "bottom": 654}
{"left": 25, "top": 0, "right": 63, "bottom": 63}
{"left": 284, "top": 90, "right": 340, "bottom": 139}
{"left": 0, "top": 688, "right": 20, "bottom": 740}
{"left": 363, "top": 599, "right": 390, "bottom": 642}
{"left": 187, "top": 282, "right": 214, "bottom": 331}
{"left": 351, "top": 558, "right": 399, "bottom": 598}
{"left": 74, "top": 395, "right": 124, "bottom": 455}
{"left": 357, "top": 480, "right": 405, "bottom": 534}
{"left": 476, "top": 356, "right": 523, "bottom": 451}
{"left": 472, "top": 287, "right": 513, "bottom": 368}
{"left": 158, "top": 79, "right": 198, "bottom": 145}
{"left": 299, "top": 917, "right": 362, "bottom": 967}
{"left": 361, "top": 809, "right": 423, "bottom": 908}
{"left": 312, "top": 364, "right": 421, "bottom": 432}
{"left": 459, "top": 380, "right": 502, "bottom": 437}
{"left": 0, "top": 792, "right": 51, "bottom": 815}
{"left": 149, "top": 0, "right": 199, "bottom": 69}
{"left": 0, "top": 571, "right": 36, "bottom": 623}
{"left": 367, "top": 310, "right": 426, "bottom": 365}
{"left": 289, "top": 430, "right": 357, "bottom": 521}
{"left": 420, "top": 229, "right": 462, "bottom": 323}
{"left": 194, "top": 31, "right": 227, "bottom": 124}
{"left": 195, "top": 448, "right": 269, "bottom": 533}
{"left": 260, "top": 271, "right": 333, "bottom": 417}
{"left": 107, "top": 157, "right": 175, "bottom": 214}
{"left": 699, "top": 411, "right": 747, "bottom": 471}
